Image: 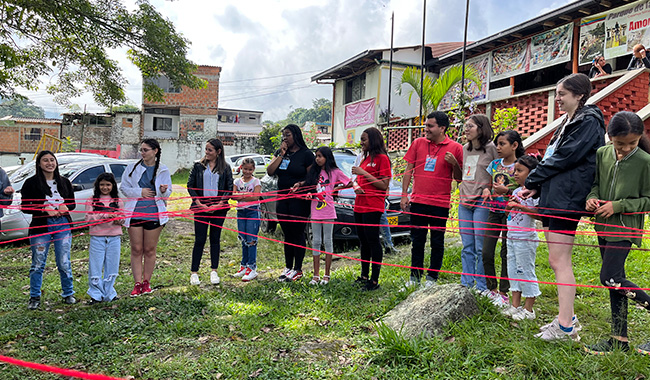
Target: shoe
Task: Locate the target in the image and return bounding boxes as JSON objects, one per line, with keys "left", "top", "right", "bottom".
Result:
{"left": 282, "top": 269, "right": 296, "bottom": 282}
{"left": 484, "top": 290, "right": 501, "bottom": 301}
{"left": 109, "top": 296, "right": 120, "bottom": 302}
{"left": 309, "top": 276, "right": 320, "bottom": 285}
{"left": 492, "top": 294, "right": 509, "bottom": 308}
{"left": 190, "top": 273, "right": 200, "bottom": 286}
{"left": 210, "top": 271, "right": 220, "bottom": 285}
{"left": 242, "top": 268, "right": 258, "bottom": 282}
{"left": 130, "top": 282, "right": 142, "bottom": 297}
{"left": 362, "top": 281, "right": 380, "bottom": 291}
{"left": 28, "top": 297, "right": 40, "bottom": 310}
{"left": 539, "top": 315, "right": 582, "bottom": 332}
{"left": 278, "top": 268, "right": 291, "bottom": 282}
{"left": 289, "top": 270, "right": 303, "bottom": 282}
{"left": 320, "top": 275, "right": 330, "bottom": 285}
{"left": 141, "top": 280, "right": 153, "bottom": 294}
{"left": 637, "top": 341, "right": 650, "bottom": 355}
{"left": 233, "top": 266, "right": 247, "bottom": 278}
{"left": 535, "top": 319, "right": 580, "bottom": 342}
{"left": 354, "top": 276, "right": 369, "bottom": 287}
{"left": 501, "top": 305, "right": 521, "bottom": 317}
{"left": 62, "top": 295, "right": 76, "bottom": 305}
{"left": 423, "top": 279, "right": 437, "bottom": 289}
{"left": 584, "top": 338, "right": 629, "bottom": 355}
{"left": 86, "top": 298, "right": 102, "bottom": 305}
{"left": 512, "top": 308, "right": 536, "bottom": 321}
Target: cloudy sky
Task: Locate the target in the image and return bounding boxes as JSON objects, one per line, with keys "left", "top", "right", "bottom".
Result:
{"left": 28, "top": 0, "right": 574, "bottom": 120}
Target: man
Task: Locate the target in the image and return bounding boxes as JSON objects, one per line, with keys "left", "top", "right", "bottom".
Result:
{"left": 401, "top": 111, "right": 463, "bottom": 288}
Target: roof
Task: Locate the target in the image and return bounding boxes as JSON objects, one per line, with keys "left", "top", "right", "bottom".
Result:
{"left": 218, "top": 107, "right": 263, "bottom": 114}
{"left": 0, "top": 116, "right": 62, "bottom": 124}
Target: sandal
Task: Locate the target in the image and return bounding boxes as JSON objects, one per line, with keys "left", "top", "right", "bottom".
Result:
{"left": 320, "top": 275, "right": 330, "bottom": 285}
{"left": 309, "top": 276, "right": 320, "bottom": 285}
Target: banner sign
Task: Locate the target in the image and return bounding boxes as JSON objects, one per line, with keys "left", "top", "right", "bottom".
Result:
{"left": 530, "top": 23, "right": 573, "bottom": 71}
{"left": 491, "top": 39, "right": 529, "bottom": 81}
{"left": 438, "top": 53, "right": 490, "bottom": 110}
{"left": 344, "top": 98, "right": 375, "bottom": 129}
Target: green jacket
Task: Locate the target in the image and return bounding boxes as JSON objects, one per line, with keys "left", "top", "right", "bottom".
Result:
{"left": 587, "top": 144, "right": 650, "bottom": 246}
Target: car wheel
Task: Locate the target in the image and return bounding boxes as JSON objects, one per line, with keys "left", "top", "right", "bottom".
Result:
{"left": 259, "top": 202, "right": 277, "bottom": 233}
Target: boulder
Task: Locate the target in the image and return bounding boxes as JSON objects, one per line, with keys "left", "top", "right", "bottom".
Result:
{"left": 382, "top": 284, "right": 479, "bottom": 338}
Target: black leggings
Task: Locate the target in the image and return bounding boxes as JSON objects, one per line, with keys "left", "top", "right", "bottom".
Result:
{"left": 191, "top": 210, "right": 227, "bottom": 272}
{"left": 598, "top": 237, "right": 650, "bottom": 338}
{"left": 355, "top": 211, "right": 383, "bottom": 283}
{"left": 277, "top": 198, "right": 310, "bottom": 271}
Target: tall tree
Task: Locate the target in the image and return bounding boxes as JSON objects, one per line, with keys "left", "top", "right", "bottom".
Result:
{"left": 281, "top": 98, "right": 331, "bottom": 126}
{"left": 0, "top": 0, "right": 205, "bottom": 107}
{"left": 0, "top": 97, "right": 45, "bottom": 118}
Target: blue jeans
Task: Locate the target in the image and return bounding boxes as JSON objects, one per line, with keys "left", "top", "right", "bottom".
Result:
{"left": 29, "top": 216, "right": 74, "bottom": 298}
{"left": 87, "top": 235, "right": 121, "bottom": 301}
{"left": 380, "top": 211, "right": 394, "bottom": 248}
{"left": 238, "top": 207, "right": 260, "bottom": 270}
{"left": 458, "top": 204, "right": 489, "bottom": 291}
{"left": 506, "top": 237, "right": 541, "bottom": 298}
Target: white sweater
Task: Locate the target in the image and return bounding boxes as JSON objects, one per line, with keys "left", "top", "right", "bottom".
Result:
{"left": 120, "top": 161, "right": 172, "bottom": 227}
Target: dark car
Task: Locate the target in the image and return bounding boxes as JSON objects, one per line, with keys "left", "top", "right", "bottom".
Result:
{"left": 259, "top": 149, "right": 410, "bottom": 241}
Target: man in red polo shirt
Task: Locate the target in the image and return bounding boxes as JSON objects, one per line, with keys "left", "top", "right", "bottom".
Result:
{"left": 400, "top": 111, "right": 463, "bottom": 288}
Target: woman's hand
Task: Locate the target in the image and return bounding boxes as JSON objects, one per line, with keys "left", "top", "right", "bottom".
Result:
{"left": 141, "top": 188, "right": 155, "bottom": 198}
{"left": 481, "top": 188, "right": 492, "bottom": 202}
{"left": 595, "top": 201, "right": 615, "bottom": 218}
{"left": 45, "top": 206, "right": 60, "bottom": 217}
{"left": 159, "top": 184, "right": 168, "bottom": 194}
{"left": 290, "top": 182, "right": 301, "bottom": 193}
{"left": 585, "top": 198, "right": 600, "bottom": 212}
{"left": 493, "top": 184, "right": 509, "bottom": 195}
{"left": 400, "top": 195, "right": 410, "bottom": 212}
{"left": 279, "top": 141, "right": 288, "bottom": 157}
{"left": 58, "top": 204, "right": 69, "bottom": 214}
{"left": 444, "top": 152, "right": 458, "bottom": 166}
{"left": 3, "top": 185, "right": 14, "bottom": 195}
{"left": 351, "top": 166, "right": 367, "bottom": 176}
{"left": 518, "top": 188, "right": 536, "bottom": 199}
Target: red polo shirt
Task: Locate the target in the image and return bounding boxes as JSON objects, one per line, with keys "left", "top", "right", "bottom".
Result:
{"left": 404, "top": 136, "right": 463, "bottom": 208}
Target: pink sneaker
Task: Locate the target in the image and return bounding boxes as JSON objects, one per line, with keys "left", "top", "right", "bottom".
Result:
{"left": 130, "top": 282, "right": 142, "bottom": 297}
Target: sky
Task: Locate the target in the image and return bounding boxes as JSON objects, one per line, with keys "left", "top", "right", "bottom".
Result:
{"left": 26, "top": 0, "right": 575, "bottom": 120}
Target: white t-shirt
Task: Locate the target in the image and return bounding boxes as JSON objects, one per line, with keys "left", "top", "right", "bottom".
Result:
{"left": 234, "top": 177, "right": 261, "bottom": 210}
{"left": 507, "top": 187, "right": 539, "bottom": 239}
{"left": 45, "top": 180, "right": 64, "bottom": 208}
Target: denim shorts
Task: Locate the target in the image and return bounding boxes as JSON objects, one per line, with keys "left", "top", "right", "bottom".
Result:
{"left": 130, "top": 219, "right": 164, "bottom": 230}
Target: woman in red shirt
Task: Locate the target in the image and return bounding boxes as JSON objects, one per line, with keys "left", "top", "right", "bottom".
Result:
{"left": 351, "top": 127, "right": 392, "bottom": 291}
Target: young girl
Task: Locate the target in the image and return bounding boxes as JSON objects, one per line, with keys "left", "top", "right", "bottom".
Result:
{"left": 0, "top": 165, "right": 15, "bottom": 231}
{"left": 22, "top": 151, "right": 77, "bottom": 309}
{"left": 502, "top": 155, "right": 541, "bottom": 321}
{"left": 351, "top": 127, "right": 391, "bottom": 291}
{"left": 84, "top": 173, "right": 124, "bottom": 304}
{"left": 120, "top": 139, "right": 172, "bottom": 297}
{"left": 584, "top": 111, "right": 650, "bottom": 355}
{"left": 482, "top": 130, "right": 524, "bottom": 307}
{"left": 232, "top": 158, "right": 261, "bottom": 282}
{"left": 293, "top": 147, "right": 350, "bottom": 285}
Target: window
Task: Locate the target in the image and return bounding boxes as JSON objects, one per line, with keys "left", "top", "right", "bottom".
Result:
{"left": 345, "top": 73, "right": 366, "bottom": 103}
{"left": 147, "top": 75, "right": 181, "bottom": 93}
{"left": 109, "top": 164, "right": 127, "bottom": 183}
{"left": 24, "top": 128, "right": 41, "bottom": 141}
{"left": 72, "top": 166, "right": 106, "bottom": 190}
{"left": 153, "top": 117, "right": 172, "bottom": 131}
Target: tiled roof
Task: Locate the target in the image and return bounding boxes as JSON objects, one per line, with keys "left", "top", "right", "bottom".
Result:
{"left": 4, "top": 117, "right": 62, "bottom": 124}
{"left": 426, "top": 42, "right": 472, "bottom": 58}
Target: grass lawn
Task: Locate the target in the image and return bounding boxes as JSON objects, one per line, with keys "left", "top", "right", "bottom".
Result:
{"left": 1, "top": 203, "right": 650, "bottom": 379}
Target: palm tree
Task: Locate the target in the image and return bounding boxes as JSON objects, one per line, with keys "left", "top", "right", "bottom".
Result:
{"left": 397, "top": 65, "right": 482, "bottom": 117}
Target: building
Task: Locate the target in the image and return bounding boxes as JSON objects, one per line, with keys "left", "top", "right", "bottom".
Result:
{"left": 0, "top": 116, "right": 62, "bottom": 166}
{"left": 216, "top": 108, "right": 264, "bottom": 155}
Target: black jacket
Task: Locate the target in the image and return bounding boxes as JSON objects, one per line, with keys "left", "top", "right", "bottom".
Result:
{"left": 525, "top": 104, "right": 605, "bottom": 215}
{"left": 21, "top": 175, "right": 76, "bottom": 236}
{"left": 187, "top": 160, "right": 233, "bottom": 211}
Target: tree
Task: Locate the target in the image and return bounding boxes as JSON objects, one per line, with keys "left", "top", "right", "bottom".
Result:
{"left": 0, "top": 0, "right": 205, "bottom": 107}
{"left": 0, "top": 97, "right": 45, "bottom": 118}
{"left": 257, "top": 123, "right": 282, "bottom": 155}
{"left": 279, "top": 98, "right": 331, "bottom": 126}
{"left": 105, "top": 104, "right": 141, "bottom": 113}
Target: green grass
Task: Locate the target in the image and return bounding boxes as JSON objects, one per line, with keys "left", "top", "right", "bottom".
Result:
{"left": 171, "top": 168, "right": 190, "bottom": 186}
{"left": 0, "top": 212, "right": 649, "bottom": 379}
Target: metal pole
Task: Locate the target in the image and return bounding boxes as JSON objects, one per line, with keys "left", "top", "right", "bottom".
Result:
{"left": 460, "top": 0, "right": 470, "bottom": 91}
{"left": 387, "top": 12, "right": 394, "bottom": 127}
{"left": 419, "top": 0, "right": 426, "bottom": 124}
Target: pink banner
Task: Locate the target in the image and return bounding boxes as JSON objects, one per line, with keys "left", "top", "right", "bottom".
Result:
{"left": 344, "top": 98, "right": 375, "bottom": 129}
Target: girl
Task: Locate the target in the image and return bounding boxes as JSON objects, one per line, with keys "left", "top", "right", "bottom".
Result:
{"left": 120, "top": 139, "right": 172, "bottom": 297}
{"left": 0, "top": 164, "right": 15, "bottom": 231}
{"left": 523, "top": 73, "right": 605, "bottom": 342}
{"left": 84, "top": 173, "right": 124, "bottom": 304}
{"left": 584, "top": 111, "right": 650, "bottom": 355}
{"left": 503, "top": 155, "right": 541, "bottom": 321}
{"left": 187, "top": 138, "right": 233, "bottom": 286}
{"left": 266, "top": 124, "right": 314, "bottom": 282}
{"left": 351, "top": 127, "right": 391, "bottom": 291}
{"left": 482, "top": 130, "right": 524, "bottom": 307}
{"left": 458, "top": 114, "right": 498, "bottom": 291}
{"left": 22, "top": 151, "right": 77, "bottom": 309}
{"left": 232, "top": 158, "right": 261, "bottom": 282}
{"left": 293, "top": 147, "right": 350, "bottom": 285}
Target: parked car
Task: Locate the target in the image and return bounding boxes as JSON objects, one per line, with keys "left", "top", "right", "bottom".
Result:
{"left": 0, "top": 157, "right": 137, "bottom": 242}
{"left": 232, "top": 155, "right": 271, "bottom": 178}
{"left": 225, "top": 153, "right": 256, "bottom": 168}
{"left": 259, "top": 150, "right": 410, "bottom": 242}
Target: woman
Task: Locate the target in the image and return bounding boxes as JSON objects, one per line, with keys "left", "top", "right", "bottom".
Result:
{"left": 457, "top": 114, "right": 497, "bottom": 291}
{"left": 187, "top": 138, "right": 233, "bottom": 286}
{"left": 351, "top": 127, "right": 391, "bottom": 291}
{"left": 522, "top": 73, "right": 605, "bottom": 342}
{"left": 22, "top": 151, "right": 77, "bottom": 309}
{"left": 120, "top": 139, "right": 172, "bottom": 297}
{"left": 267, "top": 124, "right": 314, "bottom": 282}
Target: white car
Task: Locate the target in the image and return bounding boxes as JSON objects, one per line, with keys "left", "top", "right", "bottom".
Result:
{"left": 232, "top": 155, "right": 271, "bottom": 178}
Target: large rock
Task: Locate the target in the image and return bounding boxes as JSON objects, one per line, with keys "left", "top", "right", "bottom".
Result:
{"left": 382, "top": 284, "right": 479, "bottom": 338}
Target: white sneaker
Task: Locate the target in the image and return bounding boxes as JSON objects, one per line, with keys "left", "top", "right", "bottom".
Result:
{"left": 539, "top": 315, "right": 582, "bottom": 332}
{"left": 278, "top": 268, "right": 291, "bottom": 282}
{"left": 233, "top": 266, "right": 246, "bottom": 278}
{"left": 283, "top": 269, "right": 296, "bottom": 282}
{"left": 535, "top": 319, "right": 580, "bottom": 342}
{"left": 400, "top": 279, "right": 420, "bottom": 292}
{"left": 190, "top": 273, "right": 200, "bottom": 286}
{"left": 210, "top": 271, "right": 220, "bottom": 285}
{"left": 491, "top": 294, "right": 509, "bottom": 308}
{"left": 242, "top": 268, "right": 258, "bottom": 282}
{"left": 423, "top": 279, "right": 437, "bottom": 289}
{"left": 501, "top": 305, "right": 521, "bottom": 317}
{"left": 513, "top": 308, "right": 536, "bottom": 321}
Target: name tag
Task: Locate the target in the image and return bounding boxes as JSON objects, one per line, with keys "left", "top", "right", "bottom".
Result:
{"left": 424, "top": 156, "right": 437, "bottom": 172}
{"left": 279, "top": 158, "right": 290, "bottom": 170}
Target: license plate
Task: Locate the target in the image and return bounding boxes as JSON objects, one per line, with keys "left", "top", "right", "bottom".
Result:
{"left": 387, "top": 216, "right": 398, "bottom": 226}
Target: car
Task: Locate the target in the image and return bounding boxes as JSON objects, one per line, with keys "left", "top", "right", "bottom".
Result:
{"left": 225, "top": 153, "right": 256, "bottom": 168}
{"left": 0, "top": 157, "right": 137, "bottom": 242}
{"left": 259, "top": 149, "right": 411, "bottom": 242}
{"left": 232, "top": 155, "right": 271, "bottom": 178}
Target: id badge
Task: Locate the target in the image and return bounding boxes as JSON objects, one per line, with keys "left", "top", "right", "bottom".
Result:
{"left": 424, "top": 156, "right": 437, "bottom": 172}
{"left": 279, "top": 158, "right": 290, "bottom": 170}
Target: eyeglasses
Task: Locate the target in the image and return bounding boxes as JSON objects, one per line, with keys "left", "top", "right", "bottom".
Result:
{"left": 140, "top": 148, "right": 152, "bottom": 153}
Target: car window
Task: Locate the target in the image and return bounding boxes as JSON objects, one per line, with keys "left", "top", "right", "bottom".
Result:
{"left": 71, "top": 165, "right": 106, "bottom": 190}
{"left": 254, "top": 157, "right": 265, "bottom": 165}
{"left": 335, "top": 154, "right": 357, "bottom": 176}
{"left": 109, "top": 164, "right": 127, "bottom": 182}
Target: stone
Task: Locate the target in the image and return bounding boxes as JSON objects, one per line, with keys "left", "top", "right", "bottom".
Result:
{"left": 382, "top": 284, "right": 479, "bottom": 338}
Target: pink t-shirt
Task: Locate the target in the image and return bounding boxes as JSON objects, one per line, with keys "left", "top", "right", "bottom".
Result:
{"left": 310, "top": 168, "right": 350, "bottom": 220}
{"left": 84, "top": 195, "right": 124, "bottom": 236}
{"left": 404, "top": 136, "right": 463, "bottom": 208}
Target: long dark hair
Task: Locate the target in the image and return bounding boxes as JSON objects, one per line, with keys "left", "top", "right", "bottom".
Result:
{"left": 283, "top": 124, "right": 308, "bottom": 150}
{"left": 305, "top": 146, "right": 339, "bottom": 188}
{"left": 608, "top": 111, "right": 650, "bottom": 154}
{"left": 129, "top": 138, "right": 162, "bottom": 186}
{"left": 494, "top": 130, "right": 525, "bottom": 158}
{"left": 92, "top": 172, "right": 120, "bottom": 211}
{"left": 516, "top": 154, "right": 540, "bottom": 172}
{"left": 202, "top": 138, "right": 228, "bottom": 174}
{"left": 362, "top": 127, "right": 388, "bottom": 161}
{"left": 557, "top": 73, "right": 592, "bottom": 119}
{"left": 466, "top": 114, "right": 494, "bottom": 152}
{"left": 34, "top": 150, "right": 63, "bottom": 197}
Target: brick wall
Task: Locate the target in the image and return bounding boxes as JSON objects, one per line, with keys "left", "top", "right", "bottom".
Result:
{"left": 492, "top": 90, "right": 549, "bottom": 138}
{"left": 0, "top": 126, "right": 21, "bottom": 153}
{"left": 0, "top": 125, "right": 60, "bottom": 154}
{"left": 143, "top": 66, "right": 221, "bottom": 110}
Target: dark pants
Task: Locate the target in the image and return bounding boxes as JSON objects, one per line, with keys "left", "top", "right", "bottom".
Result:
{"left": 277, "top": 198, "right": 310, "bottom": 271}
{"left": 482, "top": 211, "right": 509, "bottom": 293}
{"left": 355, "top": 211, "right": 383, "bottom": 283}
{"left": 191, "top": 210, "right": 227, "bottom": 272}
{"left": 410, "top": 203, "right": 449, "bottom": 281}
{"left": 598, "top": 237, "right": 650, "bottom": 338}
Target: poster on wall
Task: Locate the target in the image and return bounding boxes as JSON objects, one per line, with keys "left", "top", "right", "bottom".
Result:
{"left": 344, "top": 98, "right": 375, "bottom": 129}
{"left": 530, "top": 23, "right": 573, "bottom": 71}
{"left": 491, "top": 39, "right": 529, "bottom": 81}
{"left": 438, "top": 53, "right": 490, "bottom": 110}
{"left": 346, "top": 130, "right": 356, "bottom": 144}
{"left": 579, "top": 16, "right": 606, "bottom": 65}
